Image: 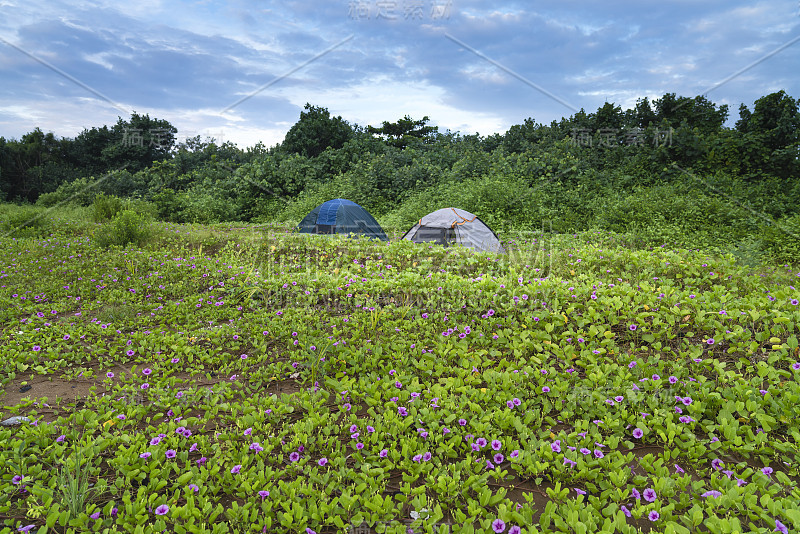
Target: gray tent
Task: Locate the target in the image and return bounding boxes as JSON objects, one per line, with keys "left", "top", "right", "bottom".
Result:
{"left": 401, "top": 208, "right": 505, "bottom": 253}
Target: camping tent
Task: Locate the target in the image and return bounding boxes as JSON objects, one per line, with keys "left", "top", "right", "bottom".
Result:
{"left": 401, "top": 208, "right": 505, "bottom": 253}
{"left": 297, "top": 199, "right": 388, "bottom": 241}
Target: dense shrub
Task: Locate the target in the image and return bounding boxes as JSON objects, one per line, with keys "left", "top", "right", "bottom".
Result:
{"left": 92, "top": 193, "right": 125, "bottom": 222}
{"left": 0, "top": 205, "right": 52, "bottom": 237}
{"left": 92, "top": 209, "right": 156, "bottom": 248}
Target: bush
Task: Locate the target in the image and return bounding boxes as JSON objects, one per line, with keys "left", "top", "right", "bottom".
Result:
{"left": 761, "top": 215, "right": 800, "bottom": 264}
{"left": 0, "top": 204, "right": 52, "bottom": 238}
{"left": 92, "top": 193, "right": 125, "bottom": 222}
{"left": 92, "top": 209, "right": 156, "bottom": 248}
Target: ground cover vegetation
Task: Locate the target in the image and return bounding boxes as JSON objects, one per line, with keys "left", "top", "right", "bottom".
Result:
{"left": 0, "top": 92, "right": 799, "bottom": 533}
{"left": 0, "top": 209, "right": 798, "bottom": 533}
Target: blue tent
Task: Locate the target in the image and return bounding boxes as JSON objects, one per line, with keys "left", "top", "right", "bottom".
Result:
{"left": 297, "top": 199, "right": 387, "bottom": 241}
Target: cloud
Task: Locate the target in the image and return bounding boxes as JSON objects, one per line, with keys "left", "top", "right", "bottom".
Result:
{"left": 0, "top": 0, "right": 798, "bottom": 146}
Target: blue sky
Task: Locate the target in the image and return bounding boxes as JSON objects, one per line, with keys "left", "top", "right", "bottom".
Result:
{"left": 1, "top": 0, "right": 798, "bottom": 148}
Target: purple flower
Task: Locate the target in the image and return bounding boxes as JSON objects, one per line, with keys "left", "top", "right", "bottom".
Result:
{"left": 648, "top": 511, "right": 660, "bottom": 521}
{"left": 491, "top": 518, "right": 506, "bottom": 533}
{"left": 702, "top": 490, "right": 722, "bottom": 498}
{"left": 56, "top": 435, "right": 66, "bottom": 442}
{"left": 11, "top": 475, "right": 23, "bottom": 485}
{"left": 551, "top": 441, "right": 561, "bottom": 453}
{"left": 259, "top": 490, "right": 270, "bottom": 499}
{"left": 775, "top": 519, "right": 789, "bottom": 534}
{"left": 643, "top": 488, "right": 656, "bottom": 502}
{"left": 707, "top": 338, "right": 715, "bottom": 345}
{"left": 633, "top": 428, "right": 644, "bottom": 439}
{"left": 509, "top": 527, "right": 521, "bottom": 534}
{"left": 491, "top": 439, "right": 502, "bottom": 451}
{"left": 398, "top": 407, "right": 408, "bottom": 416}
{"left": 762, "top": 467, "right": 773, "bottom": 477}
{"left": 542, "top": 386, "right": 550, "bottom": 393}
{"left": 458, "top": 418, "right": 467, "bottom": 426}
{"left": 494, "top": 453, "right": 504, "bottom": 464}
{"left": 476, "top": 437, "right": 487, "bottom": 448}
{"left": 575, "top": 488, "right": 586, "bottom": 495}
{"left": 629, "top": 324, "right": 637, "bottom": 331}
{"left": 155, "top": 504, "right": 169, "bottom": 516}
{"left": 165, "top": 449, "right": 177, "bottom": 459}
{"left": 379, "top": 449, "right": 388, "bottom": 458}
{"left": 632, "top": 488, "right": 641, "bottom": 500}
{"left": 249, "top": 442, "right": 264, "bottom": 453}
{"left": 594, "top": 450, "right": 604, "bottom": 459}
{"left": 422, "top": 452, "right": 432, "bottom": 462}
{"left": 621, "top": 505, "right": 631, "bottom": 518}
{"left": 580, "top": 448, "right": 590, "bottom": 455}
{"left": 563, "top": 458, "right": 576, "bottom": 467}
{"left": 675, "top": 464, "right": 685, "bottom": 474}
{"left": 289, "top": 452, "right": 300, "bottom": 462}
{"left": 231, "top": 464, "right": 242, "bottom": 474}
{"left": 142, "top": 368, "right": 152, "bottom": 376}
{"left": 139, "top": 452, "right": 151, "bottom": 459}
{"left": 188, "top": 484, "right": 199, "bottom": 493}
{"left": 18, "top": 525, "right": 36, "bottom": 533}
{"left": 682, "top": 397, "right": 693, "bottom": 405}
{"left": 318, "top": 458, "right": 328, "bottom": 466}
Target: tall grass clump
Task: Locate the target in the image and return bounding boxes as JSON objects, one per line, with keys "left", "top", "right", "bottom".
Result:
{"left": 0, "top": 204, "right": 52, "bottom": 238}
{"left": 92, "top": 209, "right": 157, "bottom": 248}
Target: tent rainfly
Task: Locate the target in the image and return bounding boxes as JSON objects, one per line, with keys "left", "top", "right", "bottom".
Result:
{"left": 401, "top": 208, "right": 505, "bottom": 253}
{"left": 297, "top": 199, "right": 388, "bottom": 241}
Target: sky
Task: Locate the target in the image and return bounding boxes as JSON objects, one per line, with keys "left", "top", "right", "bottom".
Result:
{"left": 1, "top": 0, "right": 799, "bottom": 148}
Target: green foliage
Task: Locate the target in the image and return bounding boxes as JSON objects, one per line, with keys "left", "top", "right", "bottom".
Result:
{"left": 281, "top": 103, "right": 355, "bottom": 158}
{"left": 92, "top": 209, "right": 156, "bottom": 248}
{"left": 367, "top": 115, "right": 439, "bottom": 148}
{"left": 0, "top": 204, "right": 52, "bottom": 237}
{"left": 91, "top": 193, "right": 125, "bottom": 222}
{"left": 5, "top": 91, "right": 800, "bottom": 263}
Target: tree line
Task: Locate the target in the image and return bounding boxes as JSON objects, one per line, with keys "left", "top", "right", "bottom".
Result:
{"left": 1, "top": 92, "right": 798, "bottom": 261}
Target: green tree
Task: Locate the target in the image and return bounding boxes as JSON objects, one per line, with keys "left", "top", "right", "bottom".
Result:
{"left": 281, "top": 104, "right": 355, "bottom": 158}
{"left": 735, "top": 90, "right": 800, "bottom": 179}
{"left": 367, "top": 115, "right": 438, "bottom": 148}
{"left": 100, "top": 112, "right": 178, "bottom": 172}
